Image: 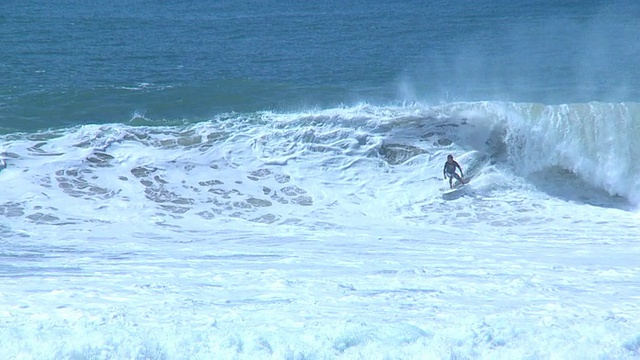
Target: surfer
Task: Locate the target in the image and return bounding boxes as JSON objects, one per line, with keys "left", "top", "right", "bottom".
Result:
{"left": 443, "top": 154, "right": 465, "bottom": 189}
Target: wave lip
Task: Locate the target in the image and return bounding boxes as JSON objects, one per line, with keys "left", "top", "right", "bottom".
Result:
{"left": 0, "top": 100, "right": 638, "bottom": 235}
{"left": 498, "top": 101, "right": 640, "bottom": 207}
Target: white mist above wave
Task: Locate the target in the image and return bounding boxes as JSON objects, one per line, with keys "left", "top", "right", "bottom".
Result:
{"left": 2, "top": 101, "right": 640, "bottom": 358}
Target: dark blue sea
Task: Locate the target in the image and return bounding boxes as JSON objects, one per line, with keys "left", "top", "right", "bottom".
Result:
{"left": 3, "top": 0, "right": 638, "bottom": 131}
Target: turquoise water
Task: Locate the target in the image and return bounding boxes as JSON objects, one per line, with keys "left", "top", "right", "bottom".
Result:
{"left": 3, "top": 1, "right": 639, "bottom": 131}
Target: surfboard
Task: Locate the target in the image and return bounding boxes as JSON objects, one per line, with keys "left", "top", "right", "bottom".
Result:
{"left": 443, "top": 187, "right": 462, "bottom": 195}
{"left": 440, "top": 150, "right": 484, "bottom": 199}
{"left": 442, "top": 185, "right": 465, "bottom": 200}
{"left": 442, "top": 180, "right": 466, "bottom": 199}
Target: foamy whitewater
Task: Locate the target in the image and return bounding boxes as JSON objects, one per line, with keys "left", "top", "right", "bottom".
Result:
{"left": 2, "top": 101, "right": 640, "bottom": 358}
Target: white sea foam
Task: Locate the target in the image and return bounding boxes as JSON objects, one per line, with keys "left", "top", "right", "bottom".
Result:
{"left": 1, "top": 101, "right": 640, "bottom": 358}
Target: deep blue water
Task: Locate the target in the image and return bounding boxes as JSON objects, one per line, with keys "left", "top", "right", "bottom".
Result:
{"left": 1, "top": 0, "right": 639, "bottom": 131}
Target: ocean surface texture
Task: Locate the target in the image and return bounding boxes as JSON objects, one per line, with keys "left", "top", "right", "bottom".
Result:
{"left": 2, "top": 1, "right": 640, "bottom": 359}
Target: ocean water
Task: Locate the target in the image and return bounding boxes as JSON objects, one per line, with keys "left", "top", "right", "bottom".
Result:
{"left": 2, "top": 1, "right": 640, "bottom": 359}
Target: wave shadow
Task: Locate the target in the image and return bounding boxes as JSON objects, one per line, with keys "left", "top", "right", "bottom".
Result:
{"left": 528, "top": 166, "right": 631, "bottom": 211}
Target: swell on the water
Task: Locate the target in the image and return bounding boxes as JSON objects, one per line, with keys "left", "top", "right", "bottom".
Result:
{"left": 258, "top": 100, "right": 640, "bottom": 207}
{"left": 0, "top": 100, "right": 637, "bottom": 231}
{"left": 497, "top": 101, "right": 639, "bottom": 206}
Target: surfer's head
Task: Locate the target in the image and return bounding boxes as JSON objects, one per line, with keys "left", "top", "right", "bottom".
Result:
{"left": 447, "top": 154, "right": 453, "bottom": 161}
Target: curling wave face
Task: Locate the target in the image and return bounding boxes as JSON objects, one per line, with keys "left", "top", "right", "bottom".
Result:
{"left": 1, "top": 101, "right": 637, "bottom": 231}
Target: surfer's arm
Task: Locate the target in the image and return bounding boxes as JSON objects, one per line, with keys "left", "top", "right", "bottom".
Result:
{"left": 455, "top": 162, "right": 464, "bottom": 176}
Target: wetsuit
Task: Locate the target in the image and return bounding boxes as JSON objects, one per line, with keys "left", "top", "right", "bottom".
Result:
{"left": 443, "top": 160, "right": 460, "bottom": 178}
